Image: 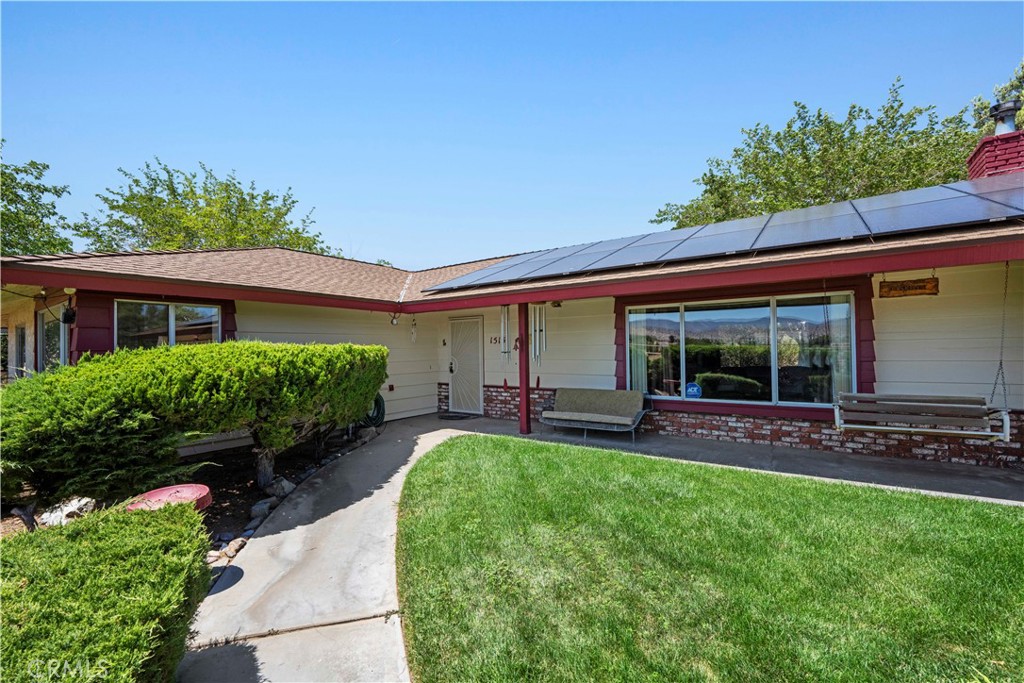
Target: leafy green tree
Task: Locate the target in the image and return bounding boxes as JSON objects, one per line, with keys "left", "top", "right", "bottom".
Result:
{"left": 653, "top": 63, "right": 1023, "bottom": 229}
{"left": 73, "top": 159, "right": 341, "bottom": 255}
{"left": 1, "top": 141, "right": 75, "bottom": 256}
{"left": 972, "top": 60, "right": 1024, "bottom": 134}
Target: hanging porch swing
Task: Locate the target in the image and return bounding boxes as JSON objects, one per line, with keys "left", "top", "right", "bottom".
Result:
{"left": 834, "top": 261, "right": 1013, "bottom": 442}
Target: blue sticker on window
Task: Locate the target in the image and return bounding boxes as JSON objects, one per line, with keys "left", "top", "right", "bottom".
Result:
{"left": 685, "top": 382, "right": 702, "bottom": 399}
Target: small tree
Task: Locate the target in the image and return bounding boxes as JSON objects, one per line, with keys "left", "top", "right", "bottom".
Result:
{"left": 0, "top": 141, "right": 75, "bottom": 256}
{"left": 73, "top": 159, "right": 341, "bottom": 255}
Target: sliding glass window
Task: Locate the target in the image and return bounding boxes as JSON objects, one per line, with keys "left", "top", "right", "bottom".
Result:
{"left": 775, "top": 295, "right": 853, "bottom": 403}
{"left": 627, "top": 293, "right": 854, "bottom": 406}
{"left": 627, "top": 307, "right": 681, "bottom": 397}
{"left": 115, "top": 301, "right": 221, "bottom": 349}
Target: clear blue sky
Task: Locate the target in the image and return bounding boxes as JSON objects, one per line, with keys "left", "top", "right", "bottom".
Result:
{"left": 3, "top": 2, "right": 1021, "bottom": 269}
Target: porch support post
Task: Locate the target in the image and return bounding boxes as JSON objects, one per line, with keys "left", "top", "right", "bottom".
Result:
{"left": 518, "top": 302, "right": 531, "bottom": 435}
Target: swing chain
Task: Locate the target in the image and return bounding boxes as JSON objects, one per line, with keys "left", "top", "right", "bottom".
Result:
{"left": 989, "top": 261, "right": 1010, "bottom": 411}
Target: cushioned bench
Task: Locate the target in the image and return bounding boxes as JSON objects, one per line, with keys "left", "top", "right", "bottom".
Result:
{"left": 540, "top": 388, "right": 649, "bottom": 443}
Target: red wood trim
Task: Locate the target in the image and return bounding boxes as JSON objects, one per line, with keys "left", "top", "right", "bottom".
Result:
{"left": 518, "top": 302, "right": 531, "bottom": 434}
{"left": 66, "top": 290, "right": 238, "bottom": 363}
{"left": 852, "top": 278, "right": 875, "bottom": 393}
{"left": 1, "top": 268, "right": 400, "bottom": 313}
{"left": 614, "top": 300, "right": 627, "bottom": 390}
{"left": 402, "top": 239, "right": 1023, "bottom": 312}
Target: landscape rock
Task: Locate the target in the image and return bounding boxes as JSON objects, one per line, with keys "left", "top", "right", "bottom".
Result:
{"left": 263, "top": 477, "right": 296, "bottom": 498}
{"left": 357, "top": 427, "right": 378, "bottom": 442}
{"left": 40, "top": 497, "right": 96, "bottom": 527}
{"left": 241, "top": 529, "right": 255, "bottom": 539}
{"left": 224, "top": 537, "right": 247, "bottom": 558}
{"left": 244, "top": 516, "right": 264, "bottom": 532}
{"left": 205, "top": 550, "right": 224, "bottom": 564}
{"left": 213, "top": 532, "right": 235, "bottom": 544}
{"left": 250, "top": 497, "right": 277, "bottom": 519}
{"left": 296, "top": 467, "right": 317, "bottom": 482}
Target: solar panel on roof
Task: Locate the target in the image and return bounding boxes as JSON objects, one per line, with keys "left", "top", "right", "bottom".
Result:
{"left": 573, "top": 234, "right": 649, "bottom": 253}
{"left": 424, "top": 174, "right": 1024, "bottom": 292}
{"left": 443, "top": 249, "right": 559, "bottom": 288}
{"left": 584, "top": 241, "right": 689, "bottom": 271}
{"left": 946, "top": 174, "right": 1024, "bottom": 194}
{"left": 661, "top": 227, "right": 764, "bottom": 260}
{"left": 754, "top": 211, "right": 870, "bottom": 250}
{"left": 469, "top": 258, "right": 569, "bottom": 285}
{"left": 859, "top": 194, "right": 1017, "bottom": 235}
{"left": 852, "top": 185, "right": 962, "bottom": 211}
{"left": 767, "top": 200, "right": 859, "bottom": 225}
{"left": 521, "top": 250, "right": 619, "bottom": 278}
{"left": 684, "top": 213, "right": 767, "bottom": 237}
{"left": 975, "top": 189, "right": 1024, "bottom": 210}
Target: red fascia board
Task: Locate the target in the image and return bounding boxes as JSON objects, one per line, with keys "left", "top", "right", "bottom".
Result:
{"left": 402, "top": 238, "right": 1023, "bottom": 313}
{"left": 0, "top": 266, "right": 401, "bottom": 313}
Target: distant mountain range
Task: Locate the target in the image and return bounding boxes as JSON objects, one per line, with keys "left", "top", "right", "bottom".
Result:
{"left": 631, "top": 315, "right": 850, "bottom": 344}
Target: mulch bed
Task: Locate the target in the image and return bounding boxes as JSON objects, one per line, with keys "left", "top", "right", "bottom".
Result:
{"left": 0, "top": 429, "right": 359, "bottom": 540}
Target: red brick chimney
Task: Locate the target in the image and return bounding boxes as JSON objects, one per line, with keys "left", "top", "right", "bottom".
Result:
{"left": 967, "top": 100, "right": 1024, "bottom": 179}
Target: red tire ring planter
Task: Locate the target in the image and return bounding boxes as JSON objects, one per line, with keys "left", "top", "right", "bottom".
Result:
{"left": 126, "top": 484, "right": 212, "bottom": 512}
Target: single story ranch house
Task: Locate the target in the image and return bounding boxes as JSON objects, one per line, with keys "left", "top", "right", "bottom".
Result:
{"left": 3, "top": 119, "right": 1023, "bottom": 467}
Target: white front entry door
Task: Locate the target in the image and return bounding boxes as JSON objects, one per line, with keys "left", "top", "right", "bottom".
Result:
{"left": 449, "top": 317, "right": 484, "bottom": 414}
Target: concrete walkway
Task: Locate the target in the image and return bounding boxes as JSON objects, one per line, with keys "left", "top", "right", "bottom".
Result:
{"left": 178, "top": 414, "right": 1024, "bottom": 683}
{"left": 177, "top": 420, "right": 462, "bottom": 683}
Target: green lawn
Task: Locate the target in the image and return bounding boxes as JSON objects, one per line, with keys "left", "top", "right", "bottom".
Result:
{"left": 396, "top": 435, "right": 1024, "bottom": 683}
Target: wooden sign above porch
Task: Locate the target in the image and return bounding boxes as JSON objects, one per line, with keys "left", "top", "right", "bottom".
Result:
{"left": 879, "top": 277, "right": 939, "bottom": 298}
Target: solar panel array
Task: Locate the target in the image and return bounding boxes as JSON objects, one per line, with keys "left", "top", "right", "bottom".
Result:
{"left": 426, "top": 174, "right": 1024, "bottom": 292}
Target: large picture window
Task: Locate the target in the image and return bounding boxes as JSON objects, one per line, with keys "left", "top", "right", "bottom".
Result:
{"left": 627, "top": 293, "right": 854, "bottom": 406}
{"left": 115, "top": 301, "right": 221, "bottom": 350}
{"left": 685, "top": 301, "right": 772, "bottom": 401}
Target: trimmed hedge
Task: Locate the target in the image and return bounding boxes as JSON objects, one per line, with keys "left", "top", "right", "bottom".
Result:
{"left": 1, "top": 341, "right": 389, "bottom": 506}
{"left": 0, "top": 504, "right": 209, "bottom": 683}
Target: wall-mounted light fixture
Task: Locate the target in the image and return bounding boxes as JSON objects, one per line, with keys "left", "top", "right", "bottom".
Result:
{"left": 61, "top": 288, "right": 77, "bottom": 324}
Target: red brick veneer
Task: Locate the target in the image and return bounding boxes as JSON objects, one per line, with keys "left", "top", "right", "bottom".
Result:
{"left": 438, "top": 382, "right": 1022, "bottom": 467}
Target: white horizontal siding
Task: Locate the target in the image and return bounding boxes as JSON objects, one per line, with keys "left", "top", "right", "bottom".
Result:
{"left": 432, "top": 298, "right": 616, "bottom": 391}
{"left": 872, "top": 262, "right": 1023, "bottom": 409}
{"left": 234, "top": 301, "right": 442, "bottom": 421}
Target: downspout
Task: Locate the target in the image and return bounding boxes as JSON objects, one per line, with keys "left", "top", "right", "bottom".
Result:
{"left": 518, "top": 302, "right": 531, "bottom": 434}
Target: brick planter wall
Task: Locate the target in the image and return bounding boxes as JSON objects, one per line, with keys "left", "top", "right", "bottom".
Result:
{"left": 437, "top": 382, "right": 449, "bottom": 413}
{"left": 438, "top": 383, "right": 1022, "bottom": 467}
{"left": 437, "top": 382, "right": 555, "bottom": 420}
{"left": 641, "top": 410, "right": 1021, "bottom": 467}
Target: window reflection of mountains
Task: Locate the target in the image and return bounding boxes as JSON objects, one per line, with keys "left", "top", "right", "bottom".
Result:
{"left": 631, "top": 316, "right": 851, "bottom": 342}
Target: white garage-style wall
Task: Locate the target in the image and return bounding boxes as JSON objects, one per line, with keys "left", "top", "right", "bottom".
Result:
{"left": 234, "top": 301, "right": 442, "bottom": 421}
{"left": 432, "top": 297, "right": 617, "bottom": 390}
{"left": 871, "top": 261, "right": 1024, "bottom": 410}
